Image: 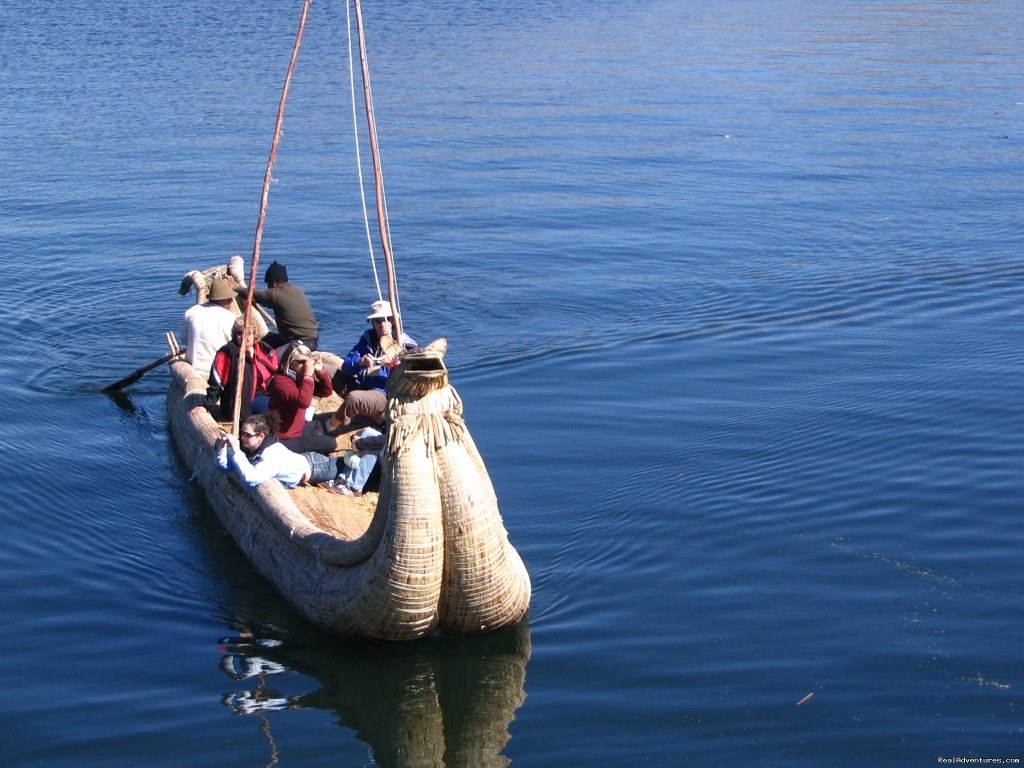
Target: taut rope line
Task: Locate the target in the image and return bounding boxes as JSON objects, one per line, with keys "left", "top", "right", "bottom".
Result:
{"left": 352, "top": 0, "right": 404, "bottom": 342}
{"left": 345, "top": 0, "right": 384, "bottom": 302}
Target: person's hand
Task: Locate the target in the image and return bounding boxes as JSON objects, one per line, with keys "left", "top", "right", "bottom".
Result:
{"left": 360, "top": 353, "right": 376, "bottom": 369}
{"left": 311, "top": 352, "right": 324, "bottom": 373}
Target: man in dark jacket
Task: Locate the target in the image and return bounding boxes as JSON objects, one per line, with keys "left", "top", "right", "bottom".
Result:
{"left": 229, "top": 260, "right": 320, "bottom": 353}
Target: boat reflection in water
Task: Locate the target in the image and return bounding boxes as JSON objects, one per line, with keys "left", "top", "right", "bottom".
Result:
{"left": 217, "top": 621, "right": 531, "bottom": 767}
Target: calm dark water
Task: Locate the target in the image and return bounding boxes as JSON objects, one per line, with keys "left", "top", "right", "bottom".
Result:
{"left": 2, "top": 0, "right": 1022, "bottom": 765}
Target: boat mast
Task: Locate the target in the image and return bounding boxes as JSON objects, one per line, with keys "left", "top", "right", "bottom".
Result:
{"left": 352, "top": 0, "right": 403, "bottom": 341}
{"left": 232, "top": 0, "right": 313, "bottom": 434}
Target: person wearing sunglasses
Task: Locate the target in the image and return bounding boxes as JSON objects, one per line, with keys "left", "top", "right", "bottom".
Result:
{"left": 215, "top": 414, "right": 310, "bottom": 488}
{"left": 324, "top": 299, "right": 417, "bottom": 434}
{"left": 215, "top": 413, "right": 353, "bottom": 491}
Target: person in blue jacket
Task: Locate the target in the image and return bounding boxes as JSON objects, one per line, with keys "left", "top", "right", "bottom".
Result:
{"left": 325, "top": 300, "right": 416, "bottom": 433}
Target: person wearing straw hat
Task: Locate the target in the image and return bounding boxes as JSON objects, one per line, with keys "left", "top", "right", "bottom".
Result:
{"left": 181, "top": 277, "right": 237, "bottom": 376}
{"left": 227, "top": 260, "right": 320, "bottom": 355}
{"left": 324, "top": 299, "right": 417, "bottom": 434}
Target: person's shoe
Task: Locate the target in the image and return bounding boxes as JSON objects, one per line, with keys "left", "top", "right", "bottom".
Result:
{"left": 332, "top": 484, "right": 354, "bottom": 496}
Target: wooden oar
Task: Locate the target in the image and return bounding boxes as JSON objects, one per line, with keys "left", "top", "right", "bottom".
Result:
{"left": 103, "top": 349, "right": 185, "bottom": 392}
{"left": 255, "top": 302, "right": 277, "bottom": 329}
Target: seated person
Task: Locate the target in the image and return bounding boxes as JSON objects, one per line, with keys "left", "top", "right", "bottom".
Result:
{"left": 267, "top": 343, "right": 337, "bottom": 453}
{"left": 205, "top": 317, "right": 278, "bottom": 419}
{"left": 182, "top": 277, "right": 236, "bottom": 375}
{"left": 325, "top": 300, "right": 417, "bottom": 433}
{"left": 227, "top": 260, "right": 319, "bottom": 354}
{"left": 215, "top": 414, "right": 308, "bottom": 488}
{"left": 327, "top": 427, "right": 385, "bottom": 497}
{"left": 215, "top": 414, "right": 358, "bottom": 490}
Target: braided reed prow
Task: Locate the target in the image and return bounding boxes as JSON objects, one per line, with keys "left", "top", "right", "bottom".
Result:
{"left": 385, "top": 339, "right": 531, "bottom": 632}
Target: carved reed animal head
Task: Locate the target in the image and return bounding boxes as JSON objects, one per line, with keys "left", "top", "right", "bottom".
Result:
{"left": 387, "top": 338, "right": 449, "bottom": 397}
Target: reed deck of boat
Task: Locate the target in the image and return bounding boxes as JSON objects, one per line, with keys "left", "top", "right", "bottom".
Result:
{"left": 290, "top": 483, "right": 377, "bottom": 540}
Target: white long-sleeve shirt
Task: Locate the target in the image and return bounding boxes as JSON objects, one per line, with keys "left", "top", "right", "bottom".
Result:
{"left": 215, "top": 441, "right": 309, "bottom": 488}
{"left": 182, "top": 301, "right": 235, "bottom": 375}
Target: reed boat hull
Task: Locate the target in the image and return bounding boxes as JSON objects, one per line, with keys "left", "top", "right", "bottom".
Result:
{"left": 166, "top": 344, "right": 530, "bottom": 641}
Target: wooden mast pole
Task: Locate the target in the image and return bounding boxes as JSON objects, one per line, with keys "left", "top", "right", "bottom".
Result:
{"left": 231, "top": 0, "right": 313, "bottom": 434}
{"left": 352, "top": 0, "right": 403, "bottom": 342}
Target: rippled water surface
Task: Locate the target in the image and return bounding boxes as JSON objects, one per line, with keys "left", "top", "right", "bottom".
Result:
{"left": 1, "top": 1, "right": 1022, "bottom": 765}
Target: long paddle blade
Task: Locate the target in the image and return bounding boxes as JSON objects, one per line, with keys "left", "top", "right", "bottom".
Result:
{"left": 102, "top": 350, "right": 184, "bottom": 392}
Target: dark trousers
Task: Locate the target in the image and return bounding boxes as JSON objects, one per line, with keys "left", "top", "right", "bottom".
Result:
{"left": 264, "top": 332, "right": 319, "bottom": 352}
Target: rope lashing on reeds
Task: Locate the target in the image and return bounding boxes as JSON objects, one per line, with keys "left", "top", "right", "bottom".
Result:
{"left": 384, "top": 339, "right": 531, "bottom": 633}
{"left": 168, "top": 333, "right": 528, "bottom": 638}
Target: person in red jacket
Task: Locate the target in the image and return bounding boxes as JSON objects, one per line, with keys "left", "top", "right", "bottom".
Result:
{"left": 206, "top": 318, "right": 279, "bottom": 419}
{"left": 267, "top": 343, "right": 337, "bottom": 453}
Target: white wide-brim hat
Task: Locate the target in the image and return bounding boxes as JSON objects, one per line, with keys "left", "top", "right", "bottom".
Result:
{"left": 366, "top": 300, "right": 393, "bottom": 320}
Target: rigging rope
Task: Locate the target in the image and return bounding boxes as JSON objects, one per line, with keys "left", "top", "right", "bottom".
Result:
{"left": 345, "top": 0, "right": 383, "bottom": 302}
{"left": 352, "top": 0, "right": 404, "bottom": 341}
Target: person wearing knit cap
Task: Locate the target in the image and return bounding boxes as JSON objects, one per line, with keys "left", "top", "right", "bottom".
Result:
{"left": 227, "top": 260, "right": 320, "bottom": 355}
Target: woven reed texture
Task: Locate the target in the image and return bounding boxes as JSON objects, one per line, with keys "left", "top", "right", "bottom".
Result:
{"left": 166, "top": 338, "right": 529, "bottom": 639}
{"left": 168, "top": 359, "right": 439, "bottom": 639}
{"left": 386, "top": 341, "right": 531, "bottom": 633}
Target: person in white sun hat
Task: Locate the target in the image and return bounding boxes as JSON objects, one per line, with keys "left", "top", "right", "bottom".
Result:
{"left": 325, "top": 299, "right": 417, "bottom": 434}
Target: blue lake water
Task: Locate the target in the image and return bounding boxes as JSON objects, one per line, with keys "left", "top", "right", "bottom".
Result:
{"left": 1, "top": 0, "right": 1022, "bottom": 765}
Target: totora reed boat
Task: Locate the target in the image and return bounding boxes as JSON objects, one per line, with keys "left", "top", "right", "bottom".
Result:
{"left": 167, "top": 329, "right": 531, "bottom": 641}
{"left": 161, "top": 0, "right": 530, "bottom": 641}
